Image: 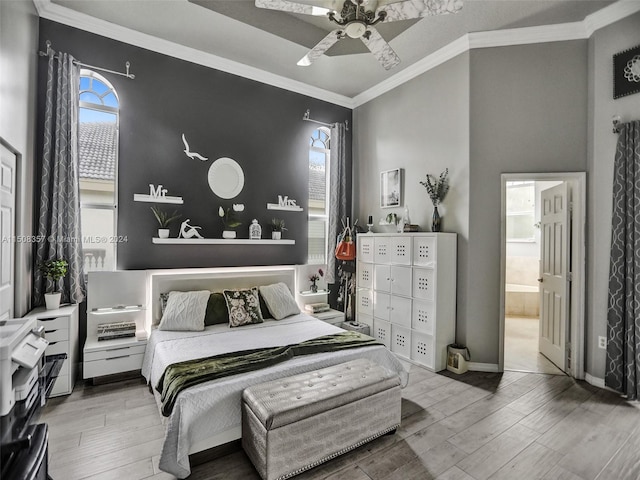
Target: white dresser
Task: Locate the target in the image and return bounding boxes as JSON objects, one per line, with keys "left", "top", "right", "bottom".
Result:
{"left": 356, "top": 233, "right": 457, "bottom": 371}
{"left": 23, "top": 305, "right": 78, "bottom": 396}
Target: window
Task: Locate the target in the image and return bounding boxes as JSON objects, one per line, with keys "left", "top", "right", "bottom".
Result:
{"left": 308, "top": 128, "right": 330, "bottom": 264}
{"left": 506, "top": 181, "right": 535, "bottom": 241}
{"left": 78, "top": 70, "right": 119, "bottom": 273}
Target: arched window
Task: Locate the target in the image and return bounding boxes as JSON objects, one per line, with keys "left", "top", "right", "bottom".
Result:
{"left": 308, "top": 128, "right": 330, "bottom": 264}
{"left": 78, "top": 70, "right": 119, "bottom": 273}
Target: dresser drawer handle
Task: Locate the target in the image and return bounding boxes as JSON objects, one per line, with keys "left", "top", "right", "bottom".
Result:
{"left": 39, "top": 317, "right": 58, "bottom": 321}
{"left": 106, "top": 355, "right": 130, "bottom": 361}
{"left": 45, "top": 329, "right": 57, "bottom": 334}
{"left": 106, "top": 347, "right": 131, "bottom": 352}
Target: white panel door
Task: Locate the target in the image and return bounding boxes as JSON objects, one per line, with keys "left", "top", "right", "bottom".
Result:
{"left": 539, "top": 182, "right": 569, "bottom": 371}
{"left": 0, "top": 144, "right": 16, "bottom": 321}
{"left": 390, "top": 266, "right": 412, "bottom": 297}
{"left": 374, "top": 264, "right": 391, "bottom": 292}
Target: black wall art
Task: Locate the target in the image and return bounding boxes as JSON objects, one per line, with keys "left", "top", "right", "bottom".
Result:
{"left": 614, "top": 44, "right": 640, "bottom": 99}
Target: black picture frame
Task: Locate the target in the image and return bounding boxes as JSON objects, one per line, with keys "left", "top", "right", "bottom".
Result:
{"left": 613, "top": 44, "right": 640, "bottom": 99}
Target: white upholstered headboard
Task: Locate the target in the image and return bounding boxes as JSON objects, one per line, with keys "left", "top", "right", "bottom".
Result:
{"left": 147, "top": 266, "right": 297, "bottom": 330}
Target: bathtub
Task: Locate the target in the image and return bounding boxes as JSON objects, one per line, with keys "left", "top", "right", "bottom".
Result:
{"left": 505, "top": 283, "right": 539, "bottom": 317}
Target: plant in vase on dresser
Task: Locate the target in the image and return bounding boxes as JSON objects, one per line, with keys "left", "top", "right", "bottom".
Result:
{"left": 419, "top": 168, "right": 449, "bottom": 232}
{"left": 38, "top": 259, "right": 68, "bottom": 310}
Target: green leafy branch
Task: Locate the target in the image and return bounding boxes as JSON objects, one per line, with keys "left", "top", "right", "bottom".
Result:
{"left": 419, "top": 168, "right": 450, "bottom": 206}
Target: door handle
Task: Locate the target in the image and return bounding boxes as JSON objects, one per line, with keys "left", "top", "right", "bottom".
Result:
{"left": 537, "top": 278, "right": 543, "bottom": 283}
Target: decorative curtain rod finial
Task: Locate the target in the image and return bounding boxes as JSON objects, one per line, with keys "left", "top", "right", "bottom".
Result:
{"left": 613, "top": 114, "right": 622, "bottom": 134}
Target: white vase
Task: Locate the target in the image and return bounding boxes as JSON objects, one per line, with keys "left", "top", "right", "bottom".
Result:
{"left": 158, "top": 228, "right": 170, "bottom": 239}
{"left": 272, "top": 231, "right": 281, "bottom": 240}
{"left": 222, "top": 230, "right": 236, "bottom": 239}
{"left": 45, "top": 292, "right": 61, "bottom": 310}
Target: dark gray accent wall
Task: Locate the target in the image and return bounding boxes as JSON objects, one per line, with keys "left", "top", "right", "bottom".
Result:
{"left": 37, "top": 19, "right": 351, "bottom": 270}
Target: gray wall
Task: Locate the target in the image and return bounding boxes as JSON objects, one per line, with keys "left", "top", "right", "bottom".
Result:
{"left": 38, "top": 20, "right": 351, "bottom": 270}
{"left": 468, "top": 40, "right": 588, "bottom": 364}
{"left": 353, "top": 40, "right": 588, "bottom": 366}
{"left": 353, "top": 52, "right": 470, "bottom": 344}
{"left": 586, "top": 12, "right": 640, "bottom": 378}
{"left": 1, "top": 0, "right": 39, "bottom": 317}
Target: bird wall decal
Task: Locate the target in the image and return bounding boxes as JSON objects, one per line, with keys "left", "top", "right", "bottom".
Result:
{"left": 181, "top": 134, "right": 209, "bottom": 161}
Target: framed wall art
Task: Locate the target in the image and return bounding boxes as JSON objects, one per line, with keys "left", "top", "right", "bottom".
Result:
{"left": 614, "top": 44, "right": 640, "bottom": 99}
{"left": 380, "top": 168, "right": 402, "bottom": 208}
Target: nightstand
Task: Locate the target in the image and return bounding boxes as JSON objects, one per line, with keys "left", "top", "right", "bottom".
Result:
{"left": 341, "top": 321, "right": 370, "bottom": 336}
{"left": 83, "top": 335, "right": 147, "bottom": 379}
{"left": 311, "top": 308, "right": 344, "bottom": 326}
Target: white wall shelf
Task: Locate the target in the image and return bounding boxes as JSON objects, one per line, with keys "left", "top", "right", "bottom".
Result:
{"left": 134, "top": 194, "right": 183, "bottom": 204}
{"left": 152, "top": 238, "right": 295, "bottom": 245}
{"left": 266, "top": 203, "right": 303, "bottom": 212}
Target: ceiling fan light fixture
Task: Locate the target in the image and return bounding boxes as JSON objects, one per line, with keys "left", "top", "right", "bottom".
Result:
{"left": 345, "top": 21, "right": 366, "bottom": 38}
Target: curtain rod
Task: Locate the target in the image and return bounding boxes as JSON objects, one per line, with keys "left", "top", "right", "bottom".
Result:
{"left": 38, "top": 40, "right": 135, "bottom": 80}
{"left": 613, "top": 115, "right": 621, "bottom": 134}
{"left": 303, "top": 109, "right": 349, "bottom": 131}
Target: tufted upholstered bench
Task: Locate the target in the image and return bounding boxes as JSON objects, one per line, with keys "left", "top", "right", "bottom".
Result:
{"left": 241, "top": 358, "right": 402, "bottom": 480}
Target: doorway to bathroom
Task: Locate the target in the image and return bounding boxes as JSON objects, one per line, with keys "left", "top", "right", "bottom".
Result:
{"left": 499, "top": 173, "right": 586, "bottom": 379}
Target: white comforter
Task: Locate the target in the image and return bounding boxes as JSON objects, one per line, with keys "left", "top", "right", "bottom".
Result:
{"left": 141, "top": 314, "right": 409, "bottom": 478}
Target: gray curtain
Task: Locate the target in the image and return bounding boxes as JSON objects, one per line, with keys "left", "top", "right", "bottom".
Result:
{"left": 326, "top": 123, "right": 347, "bottom": 284}
{"left": 33, "top": 51, "right": 86, "bottom": 306}
{"left": 606, "top": 120, "right": 640, "bottom": 400}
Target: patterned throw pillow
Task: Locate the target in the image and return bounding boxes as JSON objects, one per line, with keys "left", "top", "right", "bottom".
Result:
{"left": 223, "top": 288, "right": 264, "bottom": 328}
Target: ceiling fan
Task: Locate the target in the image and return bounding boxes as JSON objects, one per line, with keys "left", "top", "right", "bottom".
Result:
{"left": 255, "top": 0, "right": 463, "bottom": 70}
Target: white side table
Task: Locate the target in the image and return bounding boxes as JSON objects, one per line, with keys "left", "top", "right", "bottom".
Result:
{"left": 84, "top": 336, "right": 147, "bottom": 379}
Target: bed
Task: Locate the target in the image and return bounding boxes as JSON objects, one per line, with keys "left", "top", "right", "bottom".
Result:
{"left": 140, "top": 266, "right": 409, "bottom": 478}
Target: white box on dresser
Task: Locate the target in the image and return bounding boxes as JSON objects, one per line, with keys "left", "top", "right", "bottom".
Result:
{"left": 356, "top": 233, "right": 457, "bottom": 371}
{"left": 22, "top": 305, "right": 78, "bottom": 396}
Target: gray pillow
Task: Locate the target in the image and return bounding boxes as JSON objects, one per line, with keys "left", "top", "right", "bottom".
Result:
{"left": 259, "top": 283, "right": 300, "bottom": 320}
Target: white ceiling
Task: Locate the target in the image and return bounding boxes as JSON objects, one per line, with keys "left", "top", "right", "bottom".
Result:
{"left": 42, "top": 0, "right": 624, "bottom": 105}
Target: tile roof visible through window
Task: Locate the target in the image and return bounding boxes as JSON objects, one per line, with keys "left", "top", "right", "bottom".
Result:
{"left": 309, "top": 164, "right": 325, "bottom": 202}
{"left": 79, "top": 122, "right": 116, "bottom": 181}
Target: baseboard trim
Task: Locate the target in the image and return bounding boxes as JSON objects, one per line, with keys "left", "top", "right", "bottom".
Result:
{"left": 468, "top": 362, "right": 500, "bottom": 373}
{"left": 584, "top": 373, "right": 622, "bottom": 394}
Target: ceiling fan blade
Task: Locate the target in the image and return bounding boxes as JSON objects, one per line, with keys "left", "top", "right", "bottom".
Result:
{"left": 255, "top": 0, "right": 330, "bottom": 16}
{"left": 297, "top": 29, "right": 343, "bottom": 66}
{"left": 376, "top": 0, "right": 463, "bottom": 23}
{"left": 361, "top": 27, "right": 400, "bottom": 70}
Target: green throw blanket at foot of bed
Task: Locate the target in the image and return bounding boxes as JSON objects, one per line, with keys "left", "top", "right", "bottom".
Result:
{"left": 156, "top": 330, "right": 382, "bottom": 416}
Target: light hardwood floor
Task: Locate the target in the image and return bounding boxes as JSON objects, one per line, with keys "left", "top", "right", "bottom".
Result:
{"left": 41, "top": 365, "right": 640, "bottom": 480}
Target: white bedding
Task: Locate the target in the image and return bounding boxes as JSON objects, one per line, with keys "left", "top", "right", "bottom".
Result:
{"left": 141, "top": 313, "right": 409, "bottom": 478}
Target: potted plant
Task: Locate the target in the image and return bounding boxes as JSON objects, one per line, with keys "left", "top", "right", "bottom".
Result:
{"left": 219, "top": 205, "right": 243, "bottom": 239}
{"left": 270, "top": 218, "right": 287, "bottom": 240}
{"left": 419, "top": 168, "right": 450, "bottom": 232}
{"left": 39, "top": 259, "right": 68, "bottom": 310}
{"left": 151, "top": 206, "right": 181, "bottom": 238}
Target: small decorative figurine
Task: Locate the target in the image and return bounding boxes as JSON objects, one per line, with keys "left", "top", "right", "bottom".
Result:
{"left": 249, "top": 219, "right": 262, "bottom": 240}
{"left": 179, "top": 219, "right": 204, "bottom": 239}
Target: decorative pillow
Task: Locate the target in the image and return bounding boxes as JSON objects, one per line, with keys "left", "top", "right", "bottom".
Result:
{"left": 223, "top": 288, "right": 264, "bottom": 328}
{"left": 259, "top": 282, "right": 300, "bottom": 320}
{"left": 158, "top": 290, "right": 210, "bottom": 331}
{"left": 204, "top": 293, "right": 229, "bottom": 326}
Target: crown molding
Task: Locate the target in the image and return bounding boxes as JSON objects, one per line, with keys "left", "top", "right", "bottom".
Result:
{"left": 33, "top": 0, "right": 640, "bottom": 110}
{"left": 33, "top": 0, "right": 356, "bottom": 109}
{"left": 352, "top": 35, "right": 469, "bottom": 107}
{"left": 584, "top": 0, "right": 640, "bottom": 36}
